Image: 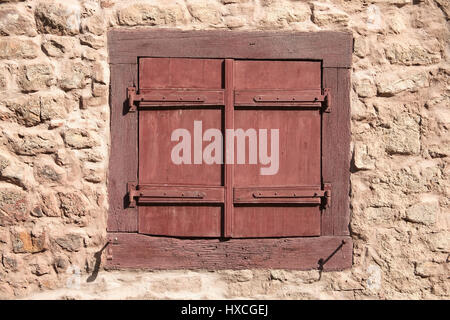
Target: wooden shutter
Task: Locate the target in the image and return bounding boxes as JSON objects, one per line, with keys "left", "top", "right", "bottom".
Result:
{"left": 132, "top": 58, "right": 328, "bottom": 239}
{"left": 136, "top": 58, "right": 225, "bottom": 237}
{"left": 232, "top": 60, "right": 323, "bottom": 237}
{"left": 107, "top": 30, "right": 353, "bottom": 271}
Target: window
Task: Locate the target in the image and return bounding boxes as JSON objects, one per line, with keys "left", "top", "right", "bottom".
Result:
{"left": 107, "top": 30, "right": 352, "bottom": 270}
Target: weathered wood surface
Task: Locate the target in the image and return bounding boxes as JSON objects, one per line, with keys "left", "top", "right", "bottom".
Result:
{"left": 107, "top": 30, "right": 352, "bottom": 269}
{"left": 139, "top": 205, "right": 223, "bottom": 237}
{"left": 107, "top": 63, "right": 138, "bottom": 232}
{"left": 224, "top": 59, "right": 234, "bottom": 237}
{"left": 108, "top": 30, "right": 353, "bottom": 68}
{"left": 107, "top": 233, "right": 353, "bottom": 271}
{"left": 334, "top": 68, "right": 351, "bottom": 236}
{"left": 322, "top": 68, "right": 351, "bottom": 236}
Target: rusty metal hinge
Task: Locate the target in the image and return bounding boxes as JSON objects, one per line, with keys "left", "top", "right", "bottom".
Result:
{"left": 127, "top": 87, "right": 138, "bottom": 112}
{"left": 127, "top": 87, "right": 224, "bottom": 112}
{"left": 129, "top": 87, "right": 329, "bottom": 111}
{"left": 252, "top": 94, "right": 322, "bottom": 103}
{"left": 127, "top": 181, "right": 138, "bottom": 207}
{"left": 127, "top": 182, "right": 219, "bottom": 207}
{"left": 321, "top": 183, "right": 332, "bottom": 209}
{"left": 234, "top": 186, "right": 330, "bottom": 205}
{"left": 322, "top": 88, "right": 331, "bottom": 113}
{"left": 252, "top": 190, "right": 327, "bottom": 199}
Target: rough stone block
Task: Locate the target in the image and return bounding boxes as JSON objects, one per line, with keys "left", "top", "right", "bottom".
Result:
{"left": 406, "top": 200, "right": 439, "bottom": 226}
{"left": 58, "top": 61, "right": 90, "bottom": 90}
{"left": 0, "top": 7, "right": 37, "bottom": 37}
{"left": 311, "top": 2, "right": 349, "bottom": 27}
{"left": 55, "top": 234, "right": 83, "bottom": 252}
{"left": 35, "top": 2, "right": 81, "bottom": 35}
{"left": 385, "top": 40, "right": 441, "bottom": 66}
{"left": 11, "top": 229, "right": 46, "bottom": 253}
{"left": 62, "top": 128, "right": 96, "bottom": 149}
{"left": 259, "top": 1, "right": 311, "bottom": 29}
{"left": 57, "top": 191, "right": 88, "bottom": 218}
{"left": 117, "top": 3, "right": 186, "bottom": 26}
{"left": 376, "top": 70, "right": 429, "bottom": 96}
{"left": 41, "top": 36, "right": 81, "bottom": 58}
{"left": 8, "top": 131, "right": 59, "bottom": 156}
{"left": 17, "top": 63, "right": 55, "bottom": 92}
{"left": 0, "top": 188, "right": 28, "bottom": 226}
{"left": 384, "top": 114, "right": 420, "bottom": 155}
{"left": 0, "top": 39, "right": 39, "bottom": 59}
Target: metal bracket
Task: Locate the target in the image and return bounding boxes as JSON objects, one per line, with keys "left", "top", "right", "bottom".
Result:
{"left": 318, "top": 239, "right": 345, "bottom": 272}
{"left": 234, "top": 186, "right": 330, "bottom": 205}
{"left": 322, "top": 88, "right": 331, "bottom": 113}
{"left": 127, "top": 181, "right": 138, "bottom": 208}
{"left": 127, "top": 87, "right": 224, "bottom": 112}
{"left": 252, "top": 94, "right": 324, "bottom": 103}
{"left": 252, "top": 190, "right": 326, "bottom": 199}
{"left": 129, "top": 87, "right": 329, "bottom": 111}
{"left": 321, "top": 183, "right": 332, "bottom": 209}
{"left": 141, "top": 190, "right": 206, "bottom": 199}
{"left": 127, "top": 182, "right": 222, "bottom": 207}
{"left": 127, "top": 87, "right": 138, "bottom": 112}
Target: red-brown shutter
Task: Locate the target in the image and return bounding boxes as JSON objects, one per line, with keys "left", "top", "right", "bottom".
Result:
{"left": 136, "top": 58, "right": 225, "bottom": 237}
{"left": 132, "top": 58, "right": 328, "bottom": 238}
{"left": 232, "top": 60, "right": 322, "bottom": 237}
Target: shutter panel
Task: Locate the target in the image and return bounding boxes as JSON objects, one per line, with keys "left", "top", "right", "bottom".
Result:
{"left": 133, "top": 58, "right": 326, "bottom": 239}
{"left": 137, "top": 58, "right": 225, "bottom": 237}
{"left": 232, "top": 60, "right": 323, "bottom": 238}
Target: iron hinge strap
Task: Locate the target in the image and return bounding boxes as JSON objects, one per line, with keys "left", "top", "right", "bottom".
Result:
{"left": 128, "top": 87, "right": 330, "bottom": 111}
{"left": 234, "top": 185, "right": 331, "bottom": 206}
{"left": 128, "top": 87, "right": 207, "bottom": 112}
{"left": 250, "top": 90, "right": 331, "bottom": 105}
{"left": 127, "top": 182, "right": 224, "bottom": 207}
{"left": 252, "top": 190, "right": 326, "bottom": 199}
{"left": 127, "top": 87, "right": 224, "bottom": 112}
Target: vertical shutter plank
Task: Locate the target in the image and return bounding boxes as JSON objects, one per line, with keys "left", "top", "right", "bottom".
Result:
{"left": 107, "top": 63, "right": 138, "bottom": 232}
{"left": 137, "top": 58, "right": 225, "bottom": 237}
{"left": 321, "top": 68, "right": 337, "bottom": 236}
{"left": 322, "top": 67, "right": 350, "bottom": 236}
{"left": 232, "top": 60, "right": 322, "bottom": 238}
{"left": 224, "top": 59, "right": 235, "bottom": 237}
{"left": 334, "top": 68, "right": 351, "bottom": 235}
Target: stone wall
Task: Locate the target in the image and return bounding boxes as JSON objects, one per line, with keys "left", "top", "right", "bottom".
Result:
{"left": 0, "top": 0, "right": 448, "bottom": 299}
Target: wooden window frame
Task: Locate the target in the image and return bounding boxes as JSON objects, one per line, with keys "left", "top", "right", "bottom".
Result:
{"left": 106, "top": 30, "right": 353, "bottom": 271}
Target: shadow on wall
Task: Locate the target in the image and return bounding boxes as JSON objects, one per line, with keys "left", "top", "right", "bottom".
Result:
{"left": 86, "top": 242, "right": 110, "bottom": 283}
